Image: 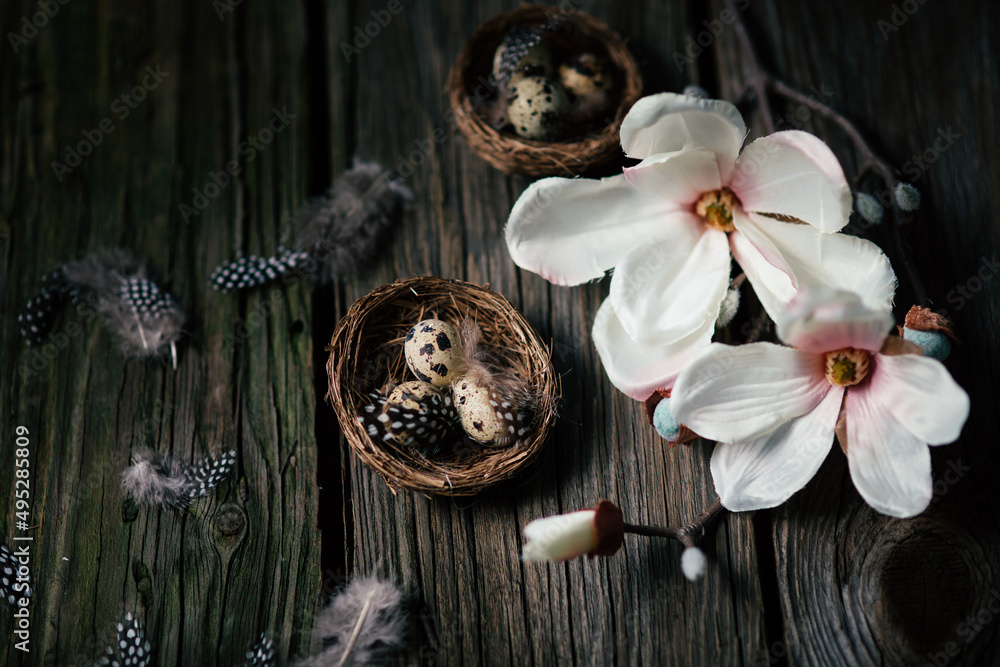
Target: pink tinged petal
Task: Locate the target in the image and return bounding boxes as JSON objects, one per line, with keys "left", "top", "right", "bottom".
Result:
{"left": 870, "top": 353, "right": 970, "bottom": 445}
{"left": 619, "top": 92, "right": 747, "bottom": 183}
{"left": 592, "top": 298, "right": 714, "bottom": 400}
{"left": 671, "top": 343, "right": 830, "bottom": 444}
{"left": 729, "top": 131, "right": 851, "bottom": 233}
{"left": 610, "top": 227, "right": 731, "bottom": 346}
{"left": 711, "top": 386, "right": 844, "bottom": 512}
{"left": 505, "top": 174, "right": 682, "bottom": 286}
{"left": 623, "top": 148, "right": 724, "bottom": 206}
{"left": 733, "top": 212, "right": 897, "bottom": 320}
{"left": 845, "top": 375, "right": 933, "bottom": 518}
{"left": 728, "top": 227, "right": 796, "bottom": 320}
{"left": 777, "top": 286, "right": 895, "bottom": 354}
{"left": 521, "top": 509, "right": 596, "bottom": 561}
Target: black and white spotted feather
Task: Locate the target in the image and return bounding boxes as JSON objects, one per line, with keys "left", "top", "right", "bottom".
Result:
{"left": 122, "top": 448, "right": 237, "bottom": 510}
{"left": 95, "top": 613, "right": 152, "bottom": 667}
{"left": 494, "top": 25, "right": 544, "bottom": 87}
{"left": 243, "top": 635, "right": 276, "bottom": 667}
{"left": 210, "top": 247, "right": 309, "bottom": 292}
{"left": 356, "top": 387, "right": 461, "bottom": 453}
{"left": 1, "top": 543, "right": 32, "bottom": 607}
{"left": 17, "top": 268, "right": 71, "bottom": 344}
{"left": 18, "top": 250, "right": 185, "bottom": 367}
{"left": 211, "top": 162, "right": 411, "bottom": 292}
{"left": 292, "top": 577, "right": 407, "bottom": 667}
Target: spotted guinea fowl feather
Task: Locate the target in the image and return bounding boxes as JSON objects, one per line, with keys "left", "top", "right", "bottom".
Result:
{"left": 211, "top": 162, "right": 411, "bottom": 292}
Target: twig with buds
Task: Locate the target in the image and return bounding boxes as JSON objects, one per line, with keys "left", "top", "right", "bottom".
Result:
{"left": 723, "top": 0, "right": 929, "bottom": 306}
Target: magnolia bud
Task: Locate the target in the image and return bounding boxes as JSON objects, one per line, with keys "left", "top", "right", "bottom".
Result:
{"left": 521, "top": 500, "right": 624, "bottom": 562}
{"left": 898, "top": 305, "right": 957, "bottom": 360}
{"left": 902, "top": 328, "right": 951, "bottom": 360}
{"left": 645, "top": 389, "right": 700, "bottom": 446}
{"left": 653, "top": 397, "right": 681, "bottom": 441}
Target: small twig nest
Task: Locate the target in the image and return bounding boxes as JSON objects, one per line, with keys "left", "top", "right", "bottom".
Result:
{"left": 326, "top": 276, "right": 560, "bottom": 496}
{"left": 447, "top": 5, "right": 642, "bottom": 177}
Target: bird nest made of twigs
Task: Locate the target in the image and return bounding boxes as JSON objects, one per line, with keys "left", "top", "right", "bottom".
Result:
{"left": 447, "top": 5, "right": 642, "bottom": 177}
{"left": 326, "top": 276, "right": 560, "bottom": 496}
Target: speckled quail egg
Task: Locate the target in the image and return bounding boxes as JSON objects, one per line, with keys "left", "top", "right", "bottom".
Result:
{"left": 404, "top": 319, "right": 464, "bottom": 387}
{"left": 452, "top": 377, "right": 528, "bottom": 446}
{"left": 357, "top": 381, "right": 460, "bottom": 449}
{"left": 507, "top": 76, "right": 570, "bottom": 141}
{"left": 558, "top": 53, "right": 612, "bottom": 97}
{"left": 387, "top": 380, "right": 441, "bottom": 411}
{"left": 492, "top": 40, "right": 554, "bottom": 82}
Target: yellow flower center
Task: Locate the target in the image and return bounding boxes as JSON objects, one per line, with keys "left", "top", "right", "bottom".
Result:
{"left": 695, "top": 189, "right": 738, "bottom": 232}
{"left": 823, "top": 348, "right": 871, "bottom": 387}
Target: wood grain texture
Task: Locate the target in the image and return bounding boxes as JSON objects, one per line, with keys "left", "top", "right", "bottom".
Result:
{"left": 0, "top": 0, "right": 320, "bottom": 664}
{"left": 712, "top": 1, "right": 1000, "bottom": 666}
{"left": 0, "top": 0, "right": 997, "bottom": 665}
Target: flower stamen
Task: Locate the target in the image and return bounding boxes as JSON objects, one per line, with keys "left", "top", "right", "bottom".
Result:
{"left": 823, "top": 348, "right": 870, "bottom": 387}
{"left": 695, "top": 189, "right": 737, "bottom": 232}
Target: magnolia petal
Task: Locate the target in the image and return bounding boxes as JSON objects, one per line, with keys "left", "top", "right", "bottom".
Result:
{"left": 728, "top": 227, "right": 797, "bottom": 320}
{"left": 505, "top": 174, "right": 683, "bottom": 286}
{"left": 592, "top": 298, "right": 714, "bottom": 400}
{"left": 522, "top": 510, "right": 597, "bottom": 561}
{"left": 610, "top": 227, "right": 731, "bottom": 346}
{"left": 870, "top": 353, "right": 970, "bottom": 445}
{"left": 623, "top": 147, "right": 724, "bottom": 206}
{"left": 671, "top": 343, "right": 829, "bottom": 444}
{"left": 846, "top": 377, "right": 933, "bottom": 518}
{"left": 711, "top": 386, "right": 844, "bottom": 512}
{"left": 619, "top": 92, "right": 746, "bottom": 183}
{"left": 730, "top": 131, "right": 851, "bottom": 233}
{"left": 777, "top": 287, "right": 895, "bottom": 353}
{"left": 733, "top": 212, "right": 897, "bottom": 320}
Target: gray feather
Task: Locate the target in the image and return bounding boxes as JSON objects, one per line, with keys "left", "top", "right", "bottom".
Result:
{"left": 293, "top": 577, "right": 407, "bottom": 666}
{"left": 458, "top": 318, "right": 536, "bottom": 415}
{"left": 290, "top": 162, "right": 413, "bottom": 285}
{"left": 122, "top": 448, "right": 237, "bottom": 510}
{"left": 210, "top": 162, "right": 411, "bottom": 292}
{"left": 22, "top": 249, "right": 185, "bottom": 364}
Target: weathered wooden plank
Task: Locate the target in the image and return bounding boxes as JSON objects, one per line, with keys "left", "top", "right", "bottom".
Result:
{"left": 4, "top": 0, "right": 997, "bottom": 665}
{"left": 712, "top": 1, "right": 1000, "bottom": 665}
{"left": 0, "top": 0, "right": 320, "bottom": 664}
{"left": 335, "top": 1, "right": 769, "bottom": 665}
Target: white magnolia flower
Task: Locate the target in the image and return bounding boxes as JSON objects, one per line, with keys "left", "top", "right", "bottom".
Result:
{"left": 506, "top": 92, "right": 896, "bottom": 399}
{"left": 521, "top": 500, "right": 624, "bottom": 562}
{"left": 671, "top": 288, "right": 970, "bottom": 518}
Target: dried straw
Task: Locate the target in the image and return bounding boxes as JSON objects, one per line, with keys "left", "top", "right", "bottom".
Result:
{"left": 326, "top": 277, "right": 560, "bottom": 496}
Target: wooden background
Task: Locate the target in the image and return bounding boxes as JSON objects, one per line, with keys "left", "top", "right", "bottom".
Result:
{"left": 1, "top": 0, "right": 998, "bottom": 665}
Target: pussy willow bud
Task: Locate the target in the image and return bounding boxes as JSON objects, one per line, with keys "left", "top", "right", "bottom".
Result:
{"left": 854, "top": 192, "right": 884, "bottom": 225}
{"left": 894, "top": 182, "right": 921, "bottom": 211}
